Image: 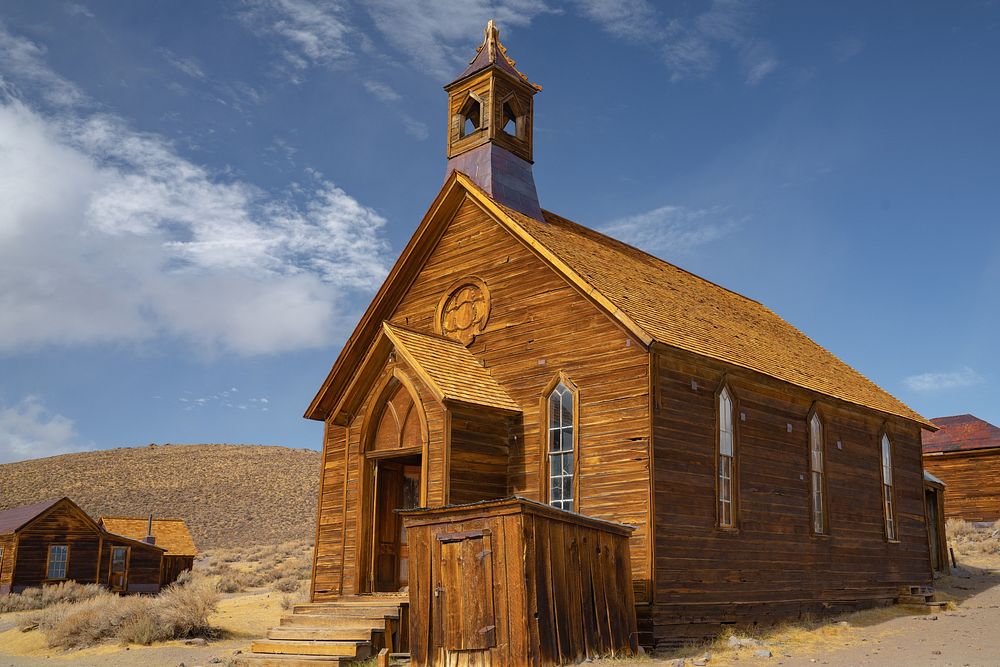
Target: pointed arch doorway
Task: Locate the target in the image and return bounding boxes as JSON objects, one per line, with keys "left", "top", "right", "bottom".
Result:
{"left": 361, "top": 371, "right": 428, "bottom": 593}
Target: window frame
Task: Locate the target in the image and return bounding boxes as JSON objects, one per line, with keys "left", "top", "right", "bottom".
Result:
{"left": 541, "top": 373, "right": 580, "bottom": 513}
{"left": 46, "top": 544, "right": 70, "bottom": 581}
{"left": 715, "top": 381, "right": 739, "bottom": 530}
{"left": 880, "top": 429, "right": 899, "bottom": 542}
{"left": 807, "top": 405, "right": 830, "bottom": 536}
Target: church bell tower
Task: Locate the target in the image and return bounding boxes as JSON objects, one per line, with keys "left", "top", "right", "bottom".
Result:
{"left": 444, "top": 20, "right": 543, "bottom": 220}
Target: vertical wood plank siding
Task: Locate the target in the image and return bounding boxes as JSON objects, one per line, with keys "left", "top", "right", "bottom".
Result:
{"left": 651, "top": 350, "right": 932, "bottom": 646}
{"left": 923, "top": 450, "right": 1000, "bottom": 522}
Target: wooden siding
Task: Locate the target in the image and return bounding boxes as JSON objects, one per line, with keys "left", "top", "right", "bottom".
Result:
{"left": 387, "top": 197, "right": 652, "bottom": 597}
{"left": 449, "top": 405, "right": 512, "bottom": 504}
{"left": 0, "top": 534, "right": 14, "bottom": 592}
{"left": 11, "top": 502, "right": 102, "bottom": 590}
{"left": 98, "top": 537, "right": 163, "bottom": 593}
{"left": 923, "top": 449, "right": 1000, "bottom": 522}
{"left": 404, "top": 498, "right": 636, "bottom": 667}
{"left": 650, "top": 350, "right": 932, "bottom": 646}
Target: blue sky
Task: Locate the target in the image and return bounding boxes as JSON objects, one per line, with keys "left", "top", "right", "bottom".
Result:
{"left": 1, "top": 1, "right": 997, "bottom": 464}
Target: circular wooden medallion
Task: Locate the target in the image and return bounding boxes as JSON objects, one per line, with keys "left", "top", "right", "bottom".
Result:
{"left": 436, "top": 278, "right": 490, "bottom": 346}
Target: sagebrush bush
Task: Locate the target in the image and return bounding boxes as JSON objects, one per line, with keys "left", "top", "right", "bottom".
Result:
{"left": 34, "top": 578, "right": 220, "bottom": 649}
{"left": 198, "top": 540, "right": 312, "bottom": 593}
{"left": 947, "top": 519, "right": 1000, "bottom": 556}
{"left": 0, "top": 581, "right": 105, "bottom": 613}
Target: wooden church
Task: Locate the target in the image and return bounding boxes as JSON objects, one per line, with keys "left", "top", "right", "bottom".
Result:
{"left": 294, "top": 21, "right": 937, "bottom": 658}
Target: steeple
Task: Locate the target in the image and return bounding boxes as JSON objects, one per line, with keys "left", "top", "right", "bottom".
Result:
{"left": 444, "top": 20, "right": 543, "bottom": 220}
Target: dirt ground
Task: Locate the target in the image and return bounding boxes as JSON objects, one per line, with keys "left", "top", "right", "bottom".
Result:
{"left": 2, "top": 560, "right": 1000, "bottom": 666}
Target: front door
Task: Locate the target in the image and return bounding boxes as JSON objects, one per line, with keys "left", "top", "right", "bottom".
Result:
{"left": 109, "top": 546, "right": 129, "bottom": 592}
{"left": 926, "top": 488, "right": 941, "bottom": 571}
{"left": 372, "top": 458, "right": 421, "bottom": 592}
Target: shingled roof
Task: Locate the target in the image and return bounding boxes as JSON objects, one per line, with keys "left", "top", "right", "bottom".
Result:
{"left": 449, "top": 19, "right": 539, "bottom": 90}
{"left": 99, "top": 517, "right": 198, "bottom": 556}
{"left": 383, "top": 323, "right": 520, "bottom": 413}
{"left": 922, "top": 414, "right": 1000, "bottom": 454}
{"left": 307, "top": 172, "right": 931, "bottom": 429}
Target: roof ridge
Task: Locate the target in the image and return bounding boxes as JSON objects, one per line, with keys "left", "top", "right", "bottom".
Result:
{"left": 383, "top": 321, "right": 465, "bottom": 346}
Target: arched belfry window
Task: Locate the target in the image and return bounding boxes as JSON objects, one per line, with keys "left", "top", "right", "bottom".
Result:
{"left": 717, "top": 385, "right": 736, "bottom": 527}
{"left": 546, "top": 380, "right": 576, "bottom": 512}
{"left": 459, "top": 96, "right": 482, "bottom": 137}
{"left": 501, "top": 100, "right": 517, "bottom": 136}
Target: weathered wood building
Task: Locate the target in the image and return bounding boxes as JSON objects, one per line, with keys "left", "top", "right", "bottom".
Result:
{"left": 0, "top": 498, "right": 165, "bottom": 595}
{"left": 923, "top": 414, "right": 1000, "bottom": 523}
{"left": 284, "top": 21, "right": 939, "bottom": 657}
{"left": 100, "top": 516, "right": 198, "bottom": 585}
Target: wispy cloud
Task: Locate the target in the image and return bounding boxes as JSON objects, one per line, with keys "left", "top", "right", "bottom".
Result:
{"left": 0, "top": 396, "right": 88, "bottom": 464}
{"left": 239, "top": 0, "right": 358, "bottom": 76}
{"left": 903, "top": 367, "right": 985, "bottom": 392}
{"left": 577, "top": 0, "right": 777, "bottom": 85}
{"left": 833, "top": 35, "right": 864, "bottom": 63}
{"left": 159, "top": 49, "right": 207, "bottom": 81}
{"left": 363, "top": 80, "right": 401, "bottom": 103}
{"left": 178, "top": 387, "right": 271, "bottom": 412}
{"left": 600, "top": 203, "right": 744, "bottom": 258}
{"left": 0, "top": 24, "right": 391, "bottom": 356}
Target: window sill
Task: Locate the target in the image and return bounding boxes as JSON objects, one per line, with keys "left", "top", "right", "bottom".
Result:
{"left": 716, "top": 526, "right": 739, "bottom": 535}
{"left": 809, "top": 532, "right": 832, "bottom": 540}
{"left": 886, "top": 539, "right": 901, "bottom": 545}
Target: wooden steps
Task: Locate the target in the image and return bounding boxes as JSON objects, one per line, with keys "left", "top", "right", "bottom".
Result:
{"left": 897, "top": 585, "right": 947, "bottom": 611}
{"left": 234, "top": 596, "right": 406, "bottom": 667}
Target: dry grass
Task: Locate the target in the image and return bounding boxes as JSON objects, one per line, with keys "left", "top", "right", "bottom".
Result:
{"left": 197, "top": 539, "right": 313, "bottom": 594}
{"left": 0, "top": 580, "right": 106, "bottom": 613}
{"left": 31, "top": 577, "right": 220, "bottom": 649}
{"left": 947, "top": 518, "right": 1000, "bottom": 558}
{"left": 0, "top": 443, "right": 320, "bottom": 548}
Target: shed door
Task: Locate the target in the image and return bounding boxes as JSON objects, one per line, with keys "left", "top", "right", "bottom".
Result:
{"left": 109, "top": 547, "right": 129, "bottom": 592}
{"left": 433, "top": 529, "right": 496, "bottom": 652}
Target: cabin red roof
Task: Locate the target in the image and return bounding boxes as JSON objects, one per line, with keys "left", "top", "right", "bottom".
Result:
{"left": 922, "top": 414, "right": 1000, "bottom": 454}
{"left": 0, "top": 497, "right": 64, "bottom": 535}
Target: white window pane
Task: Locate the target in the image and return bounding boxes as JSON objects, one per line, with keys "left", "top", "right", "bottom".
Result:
{"left": 549, "top": 391, "right": 561, "bottom": 429}
{"left": 720, "top": 430, "right": 733, "bottom": 456}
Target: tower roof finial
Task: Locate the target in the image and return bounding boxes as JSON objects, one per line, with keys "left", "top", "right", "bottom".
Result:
{"left": 448, "top": 19, "right": 540, "bottom": 91}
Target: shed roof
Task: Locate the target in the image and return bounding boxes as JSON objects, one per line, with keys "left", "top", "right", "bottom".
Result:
{"left": 383, "top": 322, "right": 520, "bottom": 413}
{"left": 922, "top": 414, "right": 1000, "bottom": 454}
{"left": 99, "top": 517, "right": 198, "bottom": 556}
{"left": 0, "top": 497, "right": 63, "bottom": 535}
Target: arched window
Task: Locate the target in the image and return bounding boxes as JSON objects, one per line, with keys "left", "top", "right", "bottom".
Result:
{"left": 881, "top": 433, "right": 896, "bottom": 540}
{"left": 547, "top": 381, "right": 576, "bottom": 512}
{"left": 809, "top": 412, "right": 827, "bottom": 534}
{"left": 459, "top": 96, "right": 482, "bottom": 137}
{"left": 718, "top": 386, "right": 735, "bottom": 527}
{"left": 370, "top": 383, "right": 421, "bottom": 452}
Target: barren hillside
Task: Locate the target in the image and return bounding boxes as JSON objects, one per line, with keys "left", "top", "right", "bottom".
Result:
{"left": 0, "top": 444, "right": 320, "bottom": 549}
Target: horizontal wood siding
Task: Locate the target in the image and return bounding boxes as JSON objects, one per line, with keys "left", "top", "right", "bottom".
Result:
{"left": 388, "top": 196, "right": 652, "bottom": 598}
{"left": 312, "top": 422, "right": 348, "bottom": 599}
{"left": 0, "top": 534, "right": 13, "bottom": 590}
{"left": 651, "top": 351, "right": 931, "bottom": 646}
{"left": 449, "top": 406, "right": 511, "bottom": 504}
{"left": 923, "top": 450, "right": 1000, "bottom": 522}
{"left": 12, "top": 503, "right": 102, "bottom": 589}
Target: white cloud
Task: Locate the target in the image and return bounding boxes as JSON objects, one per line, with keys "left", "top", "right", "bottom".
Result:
{"left": 574, "top": 0, "right": 659, "bottom": 40}
{"left": 160, "top": 49, "right": 207, "bottom": 81}
{"left": 903, "top": 367, "right": 985, "bottom": 393}
{"left": 600, "top": 204, "right": 743, "bottom": 258}
{"left": 363, "top": 80, "right": 401, "bottom": 103}
{"left": 0, "top": 25, "right": 391, "bottom": 356}
{"left": 0, "top": 396, "right": 88, "bottom": 464}
{"left": 240, "top": 0, "right": 357, "bottom": 73}
{"left": 833, "top": 36, "right": 864, "bottom": 63}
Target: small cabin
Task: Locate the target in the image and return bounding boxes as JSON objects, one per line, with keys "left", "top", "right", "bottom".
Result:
{"left": 922, "top": 414, "right": 1000, "bottom": 522}
{"left": 0, "top": 498, "right": 165, "bottom": 595}
{"left": 100, "top": 516, "right": 198, "bottom": 586}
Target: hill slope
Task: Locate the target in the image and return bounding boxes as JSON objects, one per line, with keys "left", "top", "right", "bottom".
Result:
{"left": 0, "top": 444, "right": 320, "bottom": 549}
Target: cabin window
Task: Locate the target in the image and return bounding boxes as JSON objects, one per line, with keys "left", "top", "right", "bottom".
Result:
{"left": 809, "top": 413, "right": 827, "bottom": 534}
{"left": 881, "top": 433, "right": 896, "bottom": 540}
{"left": 718, "top": 386, "right": 735, "bottom": 527}
{"left": 547, "top": 382, "right": 575, "bottom": 512}
{"left": 47, "top": 545, "right": 69, "bottom": 580}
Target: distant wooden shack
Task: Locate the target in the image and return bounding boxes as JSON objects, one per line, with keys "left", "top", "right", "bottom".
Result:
{"left": 100, "top": 516, "right": 198, "bottom": 586}
{"left": 922, "top": 414, "right": 1000, "bottom": 522}
{"left": 0, "top": 498, "right": 165, "bottom": 595}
